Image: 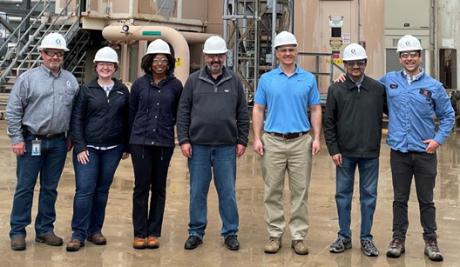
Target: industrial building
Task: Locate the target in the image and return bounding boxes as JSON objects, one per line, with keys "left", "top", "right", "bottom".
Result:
{"left": 0, "top": 1, "right": 459, "bottom": 266}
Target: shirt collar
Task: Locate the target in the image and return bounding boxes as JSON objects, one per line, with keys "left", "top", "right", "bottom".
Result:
{"left": 39, "top": 64, "right": 62, "bottom": 77}
{"left": 347, "top": 74, "right": 364, "bottom": 88}
{"left": 275, "top": 65, "right": 302, "bottom": 76}
{"left": 401, "top": 68, "right": 424, "bottom": 85}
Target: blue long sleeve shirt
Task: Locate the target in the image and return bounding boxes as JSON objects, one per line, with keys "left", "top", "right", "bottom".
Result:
{"left": 380, "top": 70, "right": 455, "bottom": 152}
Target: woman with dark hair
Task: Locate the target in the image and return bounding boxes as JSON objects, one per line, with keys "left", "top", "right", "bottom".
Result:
{"left": 67, "top": 47, "right": 130, "bottom": 252}
{"left": 130, "top": 39, "right": 183, "bottom": 249}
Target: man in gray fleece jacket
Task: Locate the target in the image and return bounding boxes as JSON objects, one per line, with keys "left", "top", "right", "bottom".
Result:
{"left": 177, "top": 35, "right": 249, "bottom": 251}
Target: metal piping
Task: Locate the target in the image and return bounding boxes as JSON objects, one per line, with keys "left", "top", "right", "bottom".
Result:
{"left": 102, "top": 25, "right": 213, "bottom": 84}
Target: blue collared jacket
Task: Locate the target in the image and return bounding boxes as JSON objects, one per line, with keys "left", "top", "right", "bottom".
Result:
{"left": 380, "top": 70, "right": 455, "bottom": 152}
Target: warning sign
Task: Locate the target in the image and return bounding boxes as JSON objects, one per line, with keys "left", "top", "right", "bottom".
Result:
{"left": 176, "top": 57, "right": 182, "bottom": 67}
{"left": 329, "top": 37, "right": 343, "bottom": 51}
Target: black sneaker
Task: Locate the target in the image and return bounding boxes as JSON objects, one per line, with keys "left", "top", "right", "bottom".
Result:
{"left": 386, "top": 238, "right": 405, "bottom": 258}
{"left": 329, "top": 237, "right": 352, "bottom": 253}
{"left": 361, "top": 239, "right": 379, "bottom": 256}
{"left": 184, "top": 235, "right": 203, "bottom": 250}
{"left": 224, "top": 235, "right": 240, "bottom": 251}
{"left": 424, "top": 239, "right": 443, "bottom": 262}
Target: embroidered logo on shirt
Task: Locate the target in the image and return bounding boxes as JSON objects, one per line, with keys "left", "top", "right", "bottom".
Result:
{"left": 390, "top": 84, "right": 398, "bottom": 89}
{"left": 419, "top": 88, "right": 432, "bottom": 97}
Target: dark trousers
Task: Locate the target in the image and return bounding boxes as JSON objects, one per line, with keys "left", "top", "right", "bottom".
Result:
{"left": 390, "top": 149, "right": 438, "bottom": 240}
{"left": 131, "top": 144, "right": 174, "bottom": 238}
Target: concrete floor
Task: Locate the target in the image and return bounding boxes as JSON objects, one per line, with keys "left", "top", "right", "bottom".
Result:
{"left": 0, "top": 120, "right": 459, "bottom": 267}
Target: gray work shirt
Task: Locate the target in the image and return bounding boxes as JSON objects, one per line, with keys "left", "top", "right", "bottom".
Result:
{"left": 6, "top": 65, "right": 79, "bottom": 144}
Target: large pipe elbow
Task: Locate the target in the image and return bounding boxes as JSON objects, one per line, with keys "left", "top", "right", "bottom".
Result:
{"left": 102, "top": 25, "right": 190, "bottom": 84}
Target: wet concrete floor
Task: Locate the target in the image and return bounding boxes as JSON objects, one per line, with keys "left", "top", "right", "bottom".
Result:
{"left": 0, "top": 120, "right": 459, "bottom": 267}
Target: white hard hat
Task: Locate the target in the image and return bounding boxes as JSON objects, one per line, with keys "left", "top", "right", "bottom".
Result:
{"left": 38, "top": 32, "right": 69, "bottom": 51}
{"left": 397, "top": 35, "right": 422, "bottom": 53}
{"left": 203, "top": 36, "right": 228, "bottom": 54}
{"left": 342, "top": 43, "right": 367, "bottom": 61}
{"left": 273, "top": 31, "right": 298, "bottom": 49}
{"left": 146, "top": 39, "right": 171, "bottom": 55}
{"left": 93, "top": 47, "right": 118, "bottom": 63}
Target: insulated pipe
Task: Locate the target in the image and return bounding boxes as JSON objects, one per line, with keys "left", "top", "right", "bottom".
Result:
{"left": 103, "top": 25, "right": 195, "bottom": 84}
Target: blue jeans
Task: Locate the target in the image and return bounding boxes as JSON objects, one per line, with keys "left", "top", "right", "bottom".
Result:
{"left": 71, "top": 146, "right": 124, "bottom": 242}
{"left": 10, "top": 136, "right": 67, "bottom": 238}
{"left": 335, "top": 156, "right": 379, "bottom": 240}
{"left": 188, "top": 145, "right": 239, "bottom": 239}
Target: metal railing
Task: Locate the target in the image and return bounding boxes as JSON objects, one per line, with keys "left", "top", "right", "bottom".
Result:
{"left": 0, "top": 0, "right": 49, "bottom": 57}
{"left": 298, "top": 51, "right": 345, "bottom": 85}
{"left": 0, "top": 0, "right": 80, "bottom": 85}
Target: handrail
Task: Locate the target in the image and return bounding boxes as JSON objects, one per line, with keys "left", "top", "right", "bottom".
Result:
{"left": 16, "top": 0, "right": 80, "bottom": 71}
{"left": 298, "top": 51, "right": 345, "bottom": 85}
{"left": 0, "top": 0, "right": 47, "bottom": 53}
{"left": 0, "top": 1, "right": 51, "bottom": 67}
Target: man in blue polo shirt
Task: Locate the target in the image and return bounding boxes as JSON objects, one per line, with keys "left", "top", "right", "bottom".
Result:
{"left": 382, "top": 35, "right": 454, "bottom": 262}
{"left": 252, "top": 31, "right": 322, "bottom": 255}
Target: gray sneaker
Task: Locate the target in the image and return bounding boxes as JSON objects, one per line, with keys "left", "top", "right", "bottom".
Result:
{"left": 386, "top": 238, "right": 405, "bottom": 258}
{"left": 361, "top": 239, "right": 379, "bottom": 257}
{"left": 329, "top": 237, "right": 352, "bottom": 253}
{"left": 424, "top": 239, "right": 443, "bottom": 262}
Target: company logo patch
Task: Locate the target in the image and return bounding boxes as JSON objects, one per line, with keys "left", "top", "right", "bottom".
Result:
{"left": 419, "top": 88, "right": 432, "bottom": 97}
{"left": 390, "top": 84, "right": 398, "bottom": 89}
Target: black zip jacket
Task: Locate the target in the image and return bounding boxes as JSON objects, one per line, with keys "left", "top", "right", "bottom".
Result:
{"left": 129, "top": 74, "right": 183, "bottom": 147}
{"left": 176, "top": 67, "right": 249, "bottom": 146}
{"left": 324, "top": 75, "right": 386, "bottom": 158}
{"left": 70, "top": 78, "right": 130, "bottom": 154}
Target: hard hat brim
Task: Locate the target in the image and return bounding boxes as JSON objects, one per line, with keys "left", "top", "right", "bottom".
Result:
{"left": 203, "top": 49, "right": 228, "bottom": 54}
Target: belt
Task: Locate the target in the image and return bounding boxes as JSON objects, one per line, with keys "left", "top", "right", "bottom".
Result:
{"left": 25, "top": 132, "right": 66, "bottom": 140}
{"left": 266, "top": 131, "right": 308, "bottom": 140}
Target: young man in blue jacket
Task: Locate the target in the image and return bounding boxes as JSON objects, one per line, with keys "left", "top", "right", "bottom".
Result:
{"left": 382, "top": 35, "right": 455, "bottom": 262}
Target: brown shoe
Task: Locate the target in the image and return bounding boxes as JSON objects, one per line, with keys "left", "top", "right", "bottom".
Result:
{"left": 11, "top": 236, "right": 26, "bottom": 251}
{"left": 87, "top": 233, "right": 107, "bottom": 245}
{"left": 35, "top": 232, "right": 63, "bottom": 246}
{"left": 291, "top": 240, "right": 309, "bottom": 255}
{"left": 133, "top": 237, "right": 146, "bottom": 249}
{"left": 146, "top": 236, "right": 160, "bottom": 249}
{"left": 66, "top": 239, "right": 84, "bottom": 252}
{"left": 264, "top": 237, "right": 281, "bottom": 254}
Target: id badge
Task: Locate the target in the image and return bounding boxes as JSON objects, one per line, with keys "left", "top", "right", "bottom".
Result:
{"left": 31, "top": 139, "right": 41, "bottom": 156}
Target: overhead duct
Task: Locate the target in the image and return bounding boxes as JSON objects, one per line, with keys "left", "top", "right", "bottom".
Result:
{"left": 102, "top": 25, "right": 213, "bottom": 84}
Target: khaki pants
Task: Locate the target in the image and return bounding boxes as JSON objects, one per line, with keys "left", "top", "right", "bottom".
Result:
{"left": 261, "top": 133, "right": 313, "bottom": 240}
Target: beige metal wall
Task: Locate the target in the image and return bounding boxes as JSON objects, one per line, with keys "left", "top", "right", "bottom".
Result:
{"left": 437, "top": 0, "right": 460, "bottom": 89}
{"left": 295, "top": 0, "right": 384, "bottom": 92}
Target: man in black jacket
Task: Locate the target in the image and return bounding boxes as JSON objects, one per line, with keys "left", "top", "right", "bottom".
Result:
{"left": 324, "top": 43, "right": 386, "bottom": 257}
{"left": 177, "top": 35, "right": 249, "bottom": 251}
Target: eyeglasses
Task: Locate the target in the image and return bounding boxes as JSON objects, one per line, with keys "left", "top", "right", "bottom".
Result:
{"left": 43, "top": 50, "right": 64, "bottom": 57}
{"left": 345, "top": 60, "right": 366, "bottom": 66}
{"left": 400, "top": 51, "right": 420, "bottom": 59}
{"left": 152, "top": 59, "right": 169, "bottom": 65}
{"left": 206, "top": 54, "right": 226, "bottom": 59}
{"left": 277, "top": 48, "right": 296, "bottom": 54}
{"left": 96, "top": 62, "right": 116, "bottom": 68}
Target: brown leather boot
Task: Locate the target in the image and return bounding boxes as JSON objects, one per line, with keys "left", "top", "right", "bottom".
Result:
{"left": 133, "top": 237, "right": 146, "bottom": 249}
{"left": 146, "top": 236, "right": 160, "bottom": 249}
